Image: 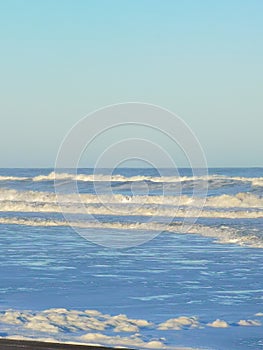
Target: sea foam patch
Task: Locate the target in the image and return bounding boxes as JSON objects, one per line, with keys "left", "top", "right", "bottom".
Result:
{"left": 0, "top": 308, "right": 262, "bottom": 349}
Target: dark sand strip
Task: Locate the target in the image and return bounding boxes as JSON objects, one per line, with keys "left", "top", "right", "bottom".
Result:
{"left": 0, "top": 339, "right": 133, "bottom": 350}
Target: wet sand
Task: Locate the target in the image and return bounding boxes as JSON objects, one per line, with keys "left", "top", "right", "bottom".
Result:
{"left": 0, "top": 339, "right": 132, "bottom": 350}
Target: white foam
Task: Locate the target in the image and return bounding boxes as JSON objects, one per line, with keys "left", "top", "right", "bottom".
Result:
{"left": 80, "top": 333, "right": 165, "bottom": 349}
{"left": 1, "top": 188, "right": 263, "bottom": 247}
{"left": 1, "top": 189, "right": 263, "bottom": 217}
{"left": 2, "top": 335, "right": 195, "bottom": 350}
{"left": 158, "top": 317, "right": 200, "bottom": 330}
{"left": 0, "top": 308, "right": 261, "bottom": 349}
{"left": 237, "top": 319, "right": 262, "bottom": 326}
{"left": 2, "top": 204, "right": 263, "bottom": 220}
{"left": 33, "top": 172, "right": 210, "bottom": 183}
{"left": 0, "top": 171, "right": 263, "bottom": 188}
{"left": 31, "top": 172, "right": 263, "bottom": 188}
{"left": 0, "top": 176, "right": 29, "bottom": 181}
{"left": 207, "top": 319, "right": 229, "bottom": 328}
{"left": 0, "top": 217, "right": 262, "bottom": 248}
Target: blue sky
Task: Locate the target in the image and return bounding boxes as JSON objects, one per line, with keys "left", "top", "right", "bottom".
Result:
{"left": 0, "top": 0, "right": 262, "bottom": 167}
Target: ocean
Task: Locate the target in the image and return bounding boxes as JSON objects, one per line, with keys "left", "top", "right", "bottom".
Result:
{"left": 0, "top": 168, "right": 262, "bottom": 349}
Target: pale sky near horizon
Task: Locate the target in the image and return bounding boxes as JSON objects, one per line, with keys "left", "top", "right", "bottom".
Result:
{"left": 0, "top": 0, "right": 262, "bottom": 168}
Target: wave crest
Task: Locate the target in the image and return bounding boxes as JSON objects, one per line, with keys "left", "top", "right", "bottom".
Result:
{"left": 0, "top": 171, "right": 263, "bottom": 187}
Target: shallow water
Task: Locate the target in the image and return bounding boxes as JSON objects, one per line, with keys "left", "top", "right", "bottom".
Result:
{"left": 0, "top": 168, "right": 262, "bottom": 349}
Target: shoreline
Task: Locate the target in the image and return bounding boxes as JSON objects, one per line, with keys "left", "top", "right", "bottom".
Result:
{"left": 0, "top": 339, "right": 131, "bottom": 350}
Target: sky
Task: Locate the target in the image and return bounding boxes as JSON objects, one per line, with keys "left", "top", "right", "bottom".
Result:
{"left": 0, "top": 0, "right": 262, "bottom": 167}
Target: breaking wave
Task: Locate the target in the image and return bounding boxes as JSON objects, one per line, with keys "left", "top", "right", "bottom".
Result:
{"left": 0, "top": 171, "right": 263, "bottom": 187}
{"left": 0, "top": 216, "right": 262, "bottom": 248}
{"left": 0, "top": 189, "right": 263, "bottom": 218}
{"left": 1, "top": 183, "right": 263, "bottom": 248}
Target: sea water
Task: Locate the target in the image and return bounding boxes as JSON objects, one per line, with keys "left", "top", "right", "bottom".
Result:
{"left": 0, "top": 168, "right": 262, "bottom": 349}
